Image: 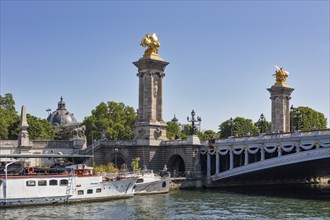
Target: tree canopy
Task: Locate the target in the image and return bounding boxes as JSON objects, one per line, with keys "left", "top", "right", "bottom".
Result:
{"left": 291, "top": 106, "right": 327, "bottom": 131}
{"left": 197, "top": 130, "right": 220, "bottom": 142}
{"left": 219, "top": 117, "right": 259, "bottom": 138}
{"left": 0, "top": 93, "right": 55, "bottom": 140}
{"left": 27, "top": 114, "right": 55, "bottom": 140}
{"left": 83, "top": 101, "right": 136, "bottom": 144}
{"left": 0, "top": 93, "right": 19, "bottom": 139}
{"left": 166, "top": 121, "right": 181, "bottom": 140}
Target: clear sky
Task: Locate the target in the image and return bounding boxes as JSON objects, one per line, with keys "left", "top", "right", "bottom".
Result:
{"left": 1, "top": 1, "right": 329, "bottom": 131}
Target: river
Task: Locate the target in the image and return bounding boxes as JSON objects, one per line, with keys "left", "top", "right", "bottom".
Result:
{"left": 1, "top": 187, "right": 330, "bottom": 219}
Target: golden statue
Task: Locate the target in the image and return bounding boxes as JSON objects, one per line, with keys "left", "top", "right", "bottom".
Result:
{"left": 140, "top": 33, "right": 160, "bottom": 58}
{"left": 273, "top": 65, "right": 289, "bottom": 86}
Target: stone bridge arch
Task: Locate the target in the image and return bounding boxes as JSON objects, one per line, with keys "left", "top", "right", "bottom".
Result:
{"left": 167, "top": 154, "right": 186, "bottom": 176}
{"left": 95, "top": 147, "right": 130, "bottom": 169}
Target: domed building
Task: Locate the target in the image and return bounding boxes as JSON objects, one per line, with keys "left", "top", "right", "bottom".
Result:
{"left": 47, "top": 97, "right": 78, "bottom": 126}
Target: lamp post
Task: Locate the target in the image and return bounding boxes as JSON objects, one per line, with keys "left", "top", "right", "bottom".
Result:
{"left": 230, "top": 117, "right": 235, "bottom": 136}
{"left": 290, "top": 105, "right": 294, "bottom": 132}
{"left": 258, "top": 113, "right": 266, "bottom": 133}
{"left": 187, "top": 110, "right": 202, "bottom": 135}
{"left": 291, "top": 106, "right": 302, "bottom": 131}
{"left": 295, "top": 109, "right": 302, "bottom": 130}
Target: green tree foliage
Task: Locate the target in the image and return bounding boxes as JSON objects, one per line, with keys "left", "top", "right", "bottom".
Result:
{"left": 0, "top": 93, "right": 55, "bottom": 140}
{"left": 219, "top": 117, "right": 259, "bottom": 138}
{"left": 0, "top": 93, "right": 19, "bottom": 139}
{"left": 54, "top": 125, "right": 72, "bottom": 140}
{"left": 166, "top": 121, "right": 181, "bottom": 140}
{"left": 27, "top": 114, "right": 55, "bottom": 140}
{"left": 131, "top": 157, "right": 141, "bottom": 172}
{"left": 291, "top": 106, "right": 327, "bottom": 131}
{"left": 197, "top": 130, "right": 220, "bottom": 142}
{"left": 180, "top": 124, "right": 192, "bottom": 140}
{"left": 83, "top": 101, "right": 136, "bottom": 144}
{"left": 93, "top": 162, "right": 117, "bottom": 173}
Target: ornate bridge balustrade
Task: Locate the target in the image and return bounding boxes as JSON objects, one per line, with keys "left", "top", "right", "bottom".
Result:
{"left": 200, "top": 130, "right": 330, "bottom": 183}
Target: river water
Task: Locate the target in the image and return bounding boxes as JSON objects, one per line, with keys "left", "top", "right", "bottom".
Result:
{"left": 1, "top": 187, "right": 330, "bottom": 220}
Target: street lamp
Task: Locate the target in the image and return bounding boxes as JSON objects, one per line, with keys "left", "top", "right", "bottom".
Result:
{"left": 290, "top": 105, "right": 294, "bottom": 132}
{"left": 230, "top": 117, "right": 235, "bottom": 136}
{"left": 258, "top": 113, "right": 266, "bottom": 133}
{"left": 291, "top": 106, "right": 302, "bottom": 131}
{"left": 187, "top": 110, "right": 202, "bottom": 135}
{"left": 295, "top": 109, "right": 302, "bottom": 130}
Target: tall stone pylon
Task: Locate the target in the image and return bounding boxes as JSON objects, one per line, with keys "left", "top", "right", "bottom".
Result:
{"left": 267, "top": 66, "right": 294, "bottom": 133}
{"left": 18, "top": 105, "right": 30, "bottom": 146}
{"left": 133, "top": 33, "right": 169, "bottom": 145}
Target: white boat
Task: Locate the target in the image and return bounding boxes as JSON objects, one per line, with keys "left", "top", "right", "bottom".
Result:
{"left": 0, "top": 157, "right": 137, "bottom": 207}
{"left": 134, "top": 169, "right": 170, "bottom": 195}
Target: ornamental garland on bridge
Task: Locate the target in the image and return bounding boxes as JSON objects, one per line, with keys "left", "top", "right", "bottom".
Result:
{"left": 200, "top": 139, "right": 330, "bottom": 156}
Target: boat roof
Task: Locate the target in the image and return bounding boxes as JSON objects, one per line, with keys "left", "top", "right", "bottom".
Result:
{"left": 0, "top": 154, "right": 93, "bottom": 159}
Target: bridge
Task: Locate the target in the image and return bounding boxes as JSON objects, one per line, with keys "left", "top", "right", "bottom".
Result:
{"left": 200, "top": 130, "right": 330, "bottom": 186}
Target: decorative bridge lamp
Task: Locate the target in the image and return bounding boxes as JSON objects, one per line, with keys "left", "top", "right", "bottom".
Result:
{"left": 230, "top": 117, "right": 235, "bottom": 136}
{"left": 258, "top": 113, "right": 266, "bottom": 133}
{"left": 290, "top": 105, "right": 302, "bottom": 131}
{"left": 187, "top": 110, "right": 201, "bottom": 135}
{"left": 295, "top": 109, "right": 302, "bottom": 131}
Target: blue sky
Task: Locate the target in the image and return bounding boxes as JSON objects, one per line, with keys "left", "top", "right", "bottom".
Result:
{"left": 1, "top": 1, "right": 329, "bottom": 131}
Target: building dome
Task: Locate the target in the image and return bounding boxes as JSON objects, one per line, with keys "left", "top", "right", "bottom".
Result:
{"left": 47, "top": 97, "right": 78, "bottom": 126}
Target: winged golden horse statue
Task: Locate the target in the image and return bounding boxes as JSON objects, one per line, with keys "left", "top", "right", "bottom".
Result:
{"left": 140, "top": 33, "right": 160, "bottom": 58}
{"left": 273, "top": 65, "right": 290, "bottom": 86}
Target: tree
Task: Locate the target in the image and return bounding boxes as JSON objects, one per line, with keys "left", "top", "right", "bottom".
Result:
{"left": 166, "top": 121, "right": 181, "bottom": 140}
{"left": 0, "top": 93, "right": 19, "bottom": 139}
{"left": 131, "top": 157, "right": 141, "bottom": 172}
{"left": 83, "top": 101, "right": 136, "bottom": 144}
{"left": 180, "top": 124, "right": 192, "bottom": 140}
{"left": 27, "top": 114, "right": 55, "bottom": 140}
{"left": 197, "top": 130, "right": 219, "bottom": 142}
{"left": 219, "top": 117, "right": 259, "bottom": 138}
{"left": 291, "top": 106, "right": 327, "bottom": 131}
{"left": 1, "top": 93, "right": 56, "bottom": 140}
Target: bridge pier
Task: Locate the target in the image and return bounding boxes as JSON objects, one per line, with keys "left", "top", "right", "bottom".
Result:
{"left": 206, "top": 153, "right": 211, "bottom": 177}
{"left": 215, "top": 152, "right": 219, "bottom": 175}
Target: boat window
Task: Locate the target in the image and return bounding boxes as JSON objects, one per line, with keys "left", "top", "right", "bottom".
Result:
{"left": 60, "top": 179, "right": 68, "bottom": 186}
{"left": 96, "top": 188, "right": 102, "bottom": 193}
{"left": 87, "top": 189, "right": 93, "bottom": 194}
{"left": 49, "top": 180, "right": 58, "bottom": 186}
{"left": 136, "top": 178, "right": 144, "bottom": 183}
{"left": 26, "top": 180, "right": 36, "bottom": 186}
{"left": 162, "top": 181, "right": 166, "bottom": 188}
{"left": 38, "top": 180, "right": 47, "bottom": 186}
{"left": 78, "top": 190, "right": 84, "bottom": 195}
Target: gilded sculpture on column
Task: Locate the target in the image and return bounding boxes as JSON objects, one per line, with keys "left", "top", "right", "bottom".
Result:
{"left": 140, "top": 33, "right": 160, "bottom": 58}
{"left": 273, "top": 65, "right": 290, "bottom": 86}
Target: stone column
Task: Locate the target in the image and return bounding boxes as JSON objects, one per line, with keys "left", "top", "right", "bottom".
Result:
{"left": 244, "top": 148, "right": 249, "bottom": 165}
{"left": 133, "top": 57, "right": 169, "bottom": 146}
{"left": 267, "top": 85, "right": 294, "bottom": 133}
{"left": 207, "top": 153, "right": 211, "bottom": 177}
{"left": 229, "top": 148, "right": 234, "bottom": 169}
{"left": 277, "top": 145, "right": 282, "bottom": 157}
{"left": 260, "top": 146, "right": 265, "bottom": 161}
{"left": 215, "top": 151, "right": 220, "bottom": 174}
